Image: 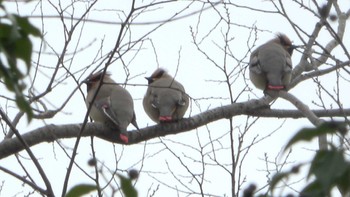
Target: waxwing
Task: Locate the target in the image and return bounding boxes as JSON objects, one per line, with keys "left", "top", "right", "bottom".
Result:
{"left": 143, "top": 68, "right": 189, "bottom": 123}
{"left": 249, "top": 33, "right": 297, "bottom": 96}
{"left": 83, "top": 71, "right": 139, "bottom": 143}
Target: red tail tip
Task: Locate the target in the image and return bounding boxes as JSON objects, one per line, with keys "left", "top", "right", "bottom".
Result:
{"left": 119, "top": 134, "right": 129, "bottom": 144}
{"left": 159, "top": 116, "right": 172, "bottom": 122}
{"left": 267, "top": 85, "right": 285, "bottom": 90}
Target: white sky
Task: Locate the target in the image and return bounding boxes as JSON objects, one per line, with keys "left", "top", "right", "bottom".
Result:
{"left": 0, "top": 0, "right": 349, "bottom": 196}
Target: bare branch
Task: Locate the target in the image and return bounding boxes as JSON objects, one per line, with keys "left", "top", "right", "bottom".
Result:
{"left": 277, "top": 91, "right": 327, "bottom": 150}
{"left": 2, "top": 97, "right": 350, "bottom": 160}
{"left": 0, "top": 109, "right": 54, "bottom": 196}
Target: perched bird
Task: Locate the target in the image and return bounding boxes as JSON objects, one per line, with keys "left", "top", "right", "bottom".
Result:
{"left": 249, "top": 33, "right": 297, "bottom": 96}
{"left": 143, "top": 68, "right": 189, "bottom": 123}
{"left": 83, "top": 71, "right": 139, "bottom": 143}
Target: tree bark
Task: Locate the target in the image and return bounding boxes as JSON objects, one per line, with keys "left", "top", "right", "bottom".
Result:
{"left": 1, "top": 97, "right": 349, "bottom": 160}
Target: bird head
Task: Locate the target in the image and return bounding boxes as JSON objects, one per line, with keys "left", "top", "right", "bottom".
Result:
{"left": 145, "top": 68, "right": 170, "bottom": 84}
{"left": 83, "top": 71, "right": 112, "bottom": 91}
{"left": 274, "top": 33, "right": 298, "bottom": 56}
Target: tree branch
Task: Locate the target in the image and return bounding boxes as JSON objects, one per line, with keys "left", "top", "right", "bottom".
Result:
{"left": 278, "top": 91, "right": 327, "bottom": 150}
{"left": 0, "top": 110, "right": 54, "bottom": 196}
{"left": 1, "top": 97, "right": 350, "bottom": 160}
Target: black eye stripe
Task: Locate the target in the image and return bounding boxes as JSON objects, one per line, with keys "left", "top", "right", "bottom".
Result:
{"left": 155, "top": 70, "right": 165, "bottom": 78}
{"left": 91, "top": 74, "right": 103, "bottom": 81}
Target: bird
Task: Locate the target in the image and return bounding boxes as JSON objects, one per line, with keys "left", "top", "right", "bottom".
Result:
{"left": 249, "top": 33, "right": 297, "bottom": 96}
{"left": 83, "top": 71, "right": 139, "bottom": 143}
{"left": 143, "top": 68, "right": 189, "bottom": 123}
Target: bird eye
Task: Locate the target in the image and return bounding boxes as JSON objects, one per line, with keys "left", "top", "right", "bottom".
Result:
{"left": 91, "top": 75, "right": 102, "bottom": 82}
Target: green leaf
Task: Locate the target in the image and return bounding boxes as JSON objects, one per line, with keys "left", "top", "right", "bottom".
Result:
{"left": 0, "top": 12, "right": 41, "bottom": 122}
{"left": 117, "top": 173, "right": 138, "bottom": 197}
{"left": 284, "top": 121, "right": 347, "bottom": 151}
{"left": 15, "top": 94, "right": 33, "bottom": 122}
{"left": 5, "top": 14, "right": 22, "bottom": 41}
{"left": 65, "top": 184, "right": 97, "bottom": 197}
{"left": 14, "top": 36, "right": 33, "bottom": 70}
{"left": 0, "top": 24, "right": 12, "bottom": 39}
{"left": 336, "top": 168, "right": 350, "bottom": 195}
{"left": 14, "top": 15, "right": 41, "bottom": 37}
{"left": 0, "top": 62, "right": 16, "bottom": 91}
{"left": 300, "top": 181, "right": 327, "bottom": 197}
{"left": 309, "top": 149, "right": 348, "bottom": 189}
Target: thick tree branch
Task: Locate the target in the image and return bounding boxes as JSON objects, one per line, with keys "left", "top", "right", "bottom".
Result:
{"left": 278, "top": 91, "right": 327, "bottom": 150}
{"left": 1, "top": 97, "right": 350, "bottom": 160}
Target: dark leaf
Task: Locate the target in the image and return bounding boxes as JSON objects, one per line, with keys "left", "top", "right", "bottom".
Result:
{"left": 14, "top": 15, "right": 41, "bottom": 37}
{"left": 336, "top": 168, "right": 350, "bottom": 195}
{"left": 0, "top": 62, "right": 16, "bottom": 91}
{"left": 309, "top": 149, "right": 347, "bottom": 188}
{"left": 117, "top": 173, "right": 138, "bottom": 197}
{"left": 0, "top": 24, "right": 12, "bottom": 39}
{"left": 0, "top": 12, "right": 40, "bottom": 122}
{"left": 14, "top": 36, "right": 32, "bottom": 70}
{"left": 65, "top": 184, "right": 97, "bottom": 197}
{"left": 284, "top": 121, "right": 347, "bottom": 151}
{"left": 300, "top": 181, "right": 327, "bottom": 197}
{"left": 15, "top": 94, "right": 33, "bottom": 121}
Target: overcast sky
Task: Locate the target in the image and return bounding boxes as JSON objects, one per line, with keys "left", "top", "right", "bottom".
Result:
{"left": 1, "top": 0, "right": 349, "bottom": 196}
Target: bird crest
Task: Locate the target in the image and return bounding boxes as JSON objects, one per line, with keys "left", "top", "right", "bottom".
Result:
{"left": 145, "top": 68, "right": 167, "bottom": 84}
{"left": 85, "top": 70, "right": 111, "bottom": 83}
{"left": 83, "top": 70, "right": 112, "bottom": 91}
{"left": 274, "top": 33, "right": 296, "bottom": 55}
{"left": 278, "top": 33, "right": 292, "bottom": 45}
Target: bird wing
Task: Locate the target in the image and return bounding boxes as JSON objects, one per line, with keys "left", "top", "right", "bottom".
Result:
{"left": 177, "top": 83, "right": 189, "bottom": 107}
{"left": 94, "top": 96, "right": 121, "bottom": 127}
{"left": 285, "top": 53, "right": 293, "bottom": 70}
{"left": 249, "top": 51, "right": 263, "bottom": 74}
{"left": 143, "top": 88, "right": 160, "bottom": 123}
{"left": 131, "top": 112, "right": 139, "bottom": 130}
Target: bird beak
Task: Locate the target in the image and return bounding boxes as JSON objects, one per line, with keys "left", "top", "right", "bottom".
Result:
{"left": 82, "top": 78, "right": 93, "bottom": 91}
{"left": 82, "top": 79, "right": 92, "bottom": 85}
{"left": 145, "top": 77, "right": 154, "bottom": 84}
{"left": 291, "top": 45, "right": 302, "bottom": 49}
{"left": 288, "top": 45, "right": 302, "bottom": 56}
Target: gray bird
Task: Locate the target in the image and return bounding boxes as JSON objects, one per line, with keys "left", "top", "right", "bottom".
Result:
{"left": 249, "top": 33, "right": 297, "bottom": 95}
{"left": 83, "top": 71, "right": 139, "bottom": 143}
{"left": 143, "top": 68, "right": 189, "bottom": 123}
